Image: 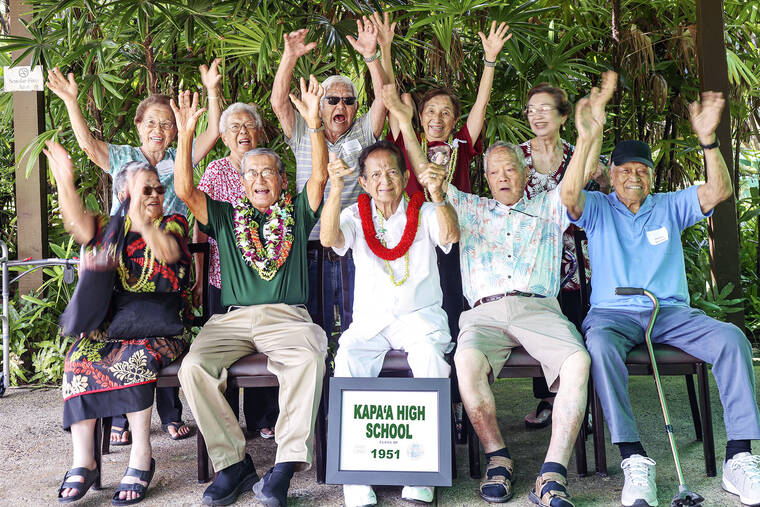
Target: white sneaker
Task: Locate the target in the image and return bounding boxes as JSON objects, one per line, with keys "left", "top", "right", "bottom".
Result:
{"left": 722, "top": 452, "right": 760, "bottom": 505}
{"left": 401, "top": 486, "right": 435, "bottom": 503}
{"left": 621, "top": 455, "right": 658, "bottom": 506}
{"left": 343, "top": 484, "right": 376, "bottom": 507}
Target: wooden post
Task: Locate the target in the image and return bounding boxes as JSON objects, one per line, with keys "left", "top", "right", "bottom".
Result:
{"left": 695, "top": 0, "right": 745, "bottom": 328}
{"left": 9, "top": 0, "right": 47, "bottom": 293}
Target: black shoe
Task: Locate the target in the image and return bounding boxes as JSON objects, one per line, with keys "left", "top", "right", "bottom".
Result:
{"left": 201, "top": 454, "right": 258, "bottom": 506}
{"left": 252, "top": 467, "right": 291, "bottom": 507}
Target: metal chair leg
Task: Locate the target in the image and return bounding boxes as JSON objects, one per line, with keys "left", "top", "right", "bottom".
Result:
{"left": 697, "top": 363, "right": 716, "bottom": 477}
{"left": 684, "top": 374, "right": 703, "bottom": 441}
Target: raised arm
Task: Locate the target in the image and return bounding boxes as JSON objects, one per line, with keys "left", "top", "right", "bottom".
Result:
{"left": 42, "top": 140, "right": 96, "bottom": 244}
{"left": 290, "top": 75, "right": 328, "bottom": 212}
{"left": 46, "top": 68, "right": 109, "bottom": 171}
{"left": 272, "top": 29, "right": 317, "bottom": 139}
{"left": 691, "top": 92, "right": 733, "bottom": 214}
{"left": 383, "top": 84, "right": 427, "bottom": 176}
{"left": 192, "top": 58, "right": 222, "bottom": 165}
{"left": 561, "top": 71, "right": 617, "bottom": 220}
{"left": 347, "top": 16, "right": 388, "bottom": 138}
{"left": 418, "top": 162, "right": 459, "bottom": 244}
{"left": 320, "top": 158, "right": 350, "bottom": 249}
{"left": 171, "top": 91, "right": 209, "bottom": 224}
{"left": 467, "top": 21, "right": 511, "bottom": 142}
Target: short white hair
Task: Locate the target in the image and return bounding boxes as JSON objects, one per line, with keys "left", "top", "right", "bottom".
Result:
{"left": 483, "top": 141, "right": 527, "bottom": 175}
{"left": 219, "top": 102, "right": 262, "bottom": 134}
{"left": 321, "top": 75, "right": 358, "bottom": 100}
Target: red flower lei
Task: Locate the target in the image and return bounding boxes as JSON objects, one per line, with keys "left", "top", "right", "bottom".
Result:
{"left": 358, "top": 192, "right": 424, "bottom": 261}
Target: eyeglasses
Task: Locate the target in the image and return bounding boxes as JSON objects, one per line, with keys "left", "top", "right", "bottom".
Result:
{"left": 242, "top": 168, "right": 280, "bottom": 181}
{"left": 524, "top": 105, "right": 558, "bottom": 116}
{"left": 228, "top": 122, "right": 258, "bottom": 133}
{"left": 142, "top": 119, "right": 175, "bottom": 130}
{"left": 142, "top": 184, "right": 166, "bottom": 196}
{"left": 324, "top": 96, "right": 357, "bottom": 106}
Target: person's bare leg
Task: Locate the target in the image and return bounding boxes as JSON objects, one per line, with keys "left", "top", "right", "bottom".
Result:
{"left": 61, "top": 419, "right": 97, "bottom": 498}
{"left": 117, "top": 407, "right": 153, "bottom": 502}
{"left": 544, "top": 350, "right": 590, "bottom": 465}
{"left": 455, "top": 349, "right": 504, "bottom": 452}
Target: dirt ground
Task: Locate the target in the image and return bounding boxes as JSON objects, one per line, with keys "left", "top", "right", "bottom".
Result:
{"left": 0, "top": 368, "right": 755, "bottom": 506}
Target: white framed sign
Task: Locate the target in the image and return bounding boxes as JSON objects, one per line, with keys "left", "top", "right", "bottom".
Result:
{"left": 326, "top": 377, "right": 452, "bottom": 486}
{"left": 3, "top": 65, "right": 44, "bottom": 92}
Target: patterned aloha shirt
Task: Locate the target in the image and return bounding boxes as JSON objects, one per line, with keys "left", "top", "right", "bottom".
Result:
{"left": 446, "top": 184, "right": 570, "bottom": 307}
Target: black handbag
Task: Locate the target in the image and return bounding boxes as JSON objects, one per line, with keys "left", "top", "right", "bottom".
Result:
{"left": 59, "top": 199, "right": 129, "bottom": 336}
{"left": 106, "top": 291, "right": 184, "bottom": 339}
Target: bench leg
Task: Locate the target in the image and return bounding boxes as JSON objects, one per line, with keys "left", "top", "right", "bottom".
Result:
{"left": 574, "top": 393, "right": 589, "bottom": 476}
{"left": 93, "top": 418, "right": 103, "bottom": 490}
{"left": 197, "top": 430, "right": 212, "bottom": 483}
{"left": 592, "top": 389, "right": 608, "bottom": 477}
{"left": 315, "top": 385, "right": 327, "bottom": 484}
{"left": 465, "top": 410, "right": 482, "bottom": 479}
{"left": 697, "top": 363, "right": 716, "bottom": 477}
{"left": 684, "top": 374, "right": 703, "bottom": 441}
{"left": 101, "top": 416, "right": 112, "bottom": 456}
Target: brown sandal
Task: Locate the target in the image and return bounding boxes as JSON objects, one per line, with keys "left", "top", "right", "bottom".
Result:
{"left": 479, "top": 455, "right": 514, "bottom": 503}
{"left": 528, "top": 471, "right": 574, "bottom": 507}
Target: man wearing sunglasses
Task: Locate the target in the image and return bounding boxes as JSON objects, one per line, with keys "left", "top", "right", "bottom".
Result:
{"left": 271, "top": 17, "right": 388, "bottom": 338}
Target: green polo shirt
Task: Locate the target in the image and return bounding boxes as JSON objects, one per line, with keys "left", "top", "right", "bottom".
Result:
{"left": 200, "top": 190, "right": 321, "bottom": 307}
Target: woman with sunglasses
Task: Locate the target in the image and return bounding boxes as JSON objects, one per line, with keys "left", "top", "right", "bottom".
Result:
{"left": 45, "top": 141, "right": 192, "bottom": 505}
{"left": 46, "top": 59, "right": 222, "bottom": 218}
{"left": 519, "top": 83, "right": 609, "bottom": 430}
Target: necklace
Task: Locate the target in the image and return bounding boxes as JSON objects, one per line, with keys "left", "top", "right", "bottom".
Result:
{"left": 233, "top": 194, "right": 294, "bottom": 281}
{"left": 358, "top": 192, "right": 424, "bottom": 286}
{"left": 421, "top": 133, "right": 458, "bottom": 200}
{"left": 118, "top": 216, "right": 159, "bottom": 292}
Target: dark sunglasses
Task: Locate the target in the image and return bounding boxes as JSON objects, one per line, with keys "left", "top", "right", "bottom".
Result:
{"left": 324, "top": 96, "right": 357, "bottom": 106}
{"left": 142, "top": 184, "right": 166, "bottom": 196}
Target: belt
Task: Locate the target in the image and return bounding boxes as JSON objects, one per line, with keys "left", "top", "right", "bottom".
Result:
{"left": 307, "top": 241, "right": 349, "bottom": 263}
{"left": 474, "top": 291, "right": 546, "bottom": 307}
{"left": 228, "top": 304, "right": 307, "bottom": 313}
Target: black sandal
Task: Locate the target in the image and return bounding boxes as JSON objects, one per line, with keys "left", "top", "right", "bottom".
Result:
{"left": 111, "top": 458, "right": 155, "bottom": 506}
{"left": 525, "top": 400, "right": 553, "bottom": 429}
{"left": 58, "top": 466, "right": 99, "bottom": 503}
{"left": 162, "top": 421, "right": 194, "bottom": 441}
{"left": 110, "top": 426, "right": 132, "bottom": 446}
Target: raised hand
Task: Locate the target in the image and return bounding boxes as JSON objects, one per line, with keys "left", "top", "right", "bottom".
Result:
{"left": 478, "top": 21, "right": 511, "bottom": 62}
{"left": 170, "top": 90, "right": 206, "bottom": 138}
{"left": 283, "top": 29, "right": 317, "bottom": 59}
{"left": 417, "top": 162, "right": 448, "bottom": 198}
{"left": 589, "top": 71, "right": 617, "bottom": 123}
{"left": 46, "top": 68, "right": 78, "bottom": 104}
{"left": 199, "top": 58, "right": 222, "bottom": 91}
{"left": 346, "top": 16, "right": 378, "bottom": 58}
{"left": 689, "top": 91, "right": 725, "bottom": 144}
{"left": 382, "top": 84, "right": 415, "bottom": 124}
{"left": 42, "top": 140, "right": 75, "bottom": 187}
{"left": 327, "top": 158, "right": 352, "bottom": 190}
{"left": 289, "top": 75, "right": 324, "bottom": 128}
{"left": 371, "top": 11, "right": 396, "bottom": 49}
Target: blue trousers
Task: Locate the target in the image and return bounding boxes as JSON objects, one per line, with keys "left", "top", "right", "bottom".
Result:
{"left": 307, "top": 243, "right": 355, "bottom": 337}
{"left": 583, "top": 305, "right": 760, "bottom": 444}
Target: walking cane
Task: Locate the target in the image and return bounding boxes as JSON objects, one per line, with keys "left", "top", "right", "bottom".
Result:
{"left": 615, "top": 287, "right": 704, "bottom": 507}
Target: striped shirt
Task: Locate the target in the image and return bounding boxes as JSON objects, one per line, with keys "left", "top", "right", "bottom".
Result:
{"left": 286, "top": 112, "right": 376, "bottom": 239}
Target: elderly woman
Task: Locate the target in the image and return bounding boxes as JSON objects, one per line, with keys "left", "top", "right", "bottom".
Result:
{"left": 47, "top": 61, "right": 220, "bottom": 443}
{"left": 45, "top": 140, "right": 191, "bottom": 505}
{"left": 193, "top": 102, "right": 279, "bottom": 439}
{"left": 519, "top": 82, "right": 609, "bottom": 429}
{"left": 46, "top": 59, "right": 222, "bottom": 217}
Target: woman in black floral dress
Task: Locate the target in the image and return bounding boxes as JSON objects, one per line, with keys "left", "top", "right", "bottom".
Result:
{"left": 45, "top": 140, "right": 190, "bottom": 505}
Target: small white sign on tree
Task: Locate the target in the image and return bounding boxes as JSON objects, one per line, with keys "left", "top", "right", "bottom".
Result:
{"left": 3, "top": 65, "right": 44, "bottom": 92}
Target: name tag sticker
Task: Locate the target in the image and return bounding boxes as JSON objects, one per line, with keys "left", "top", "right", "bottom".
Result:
{"left": 343, "top": 139, "right": 363, "bottom": 156}
{"left": 646, "top": 226, "right": 669, "bottom": 245}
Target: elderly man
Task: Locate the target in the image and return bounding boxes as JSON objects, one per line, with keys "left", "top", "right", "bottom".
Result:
{"left": 384, "top": 84, "right": 599, "bottom": 506}
{"left": 320, "top": 140, "right": 459, "bottom": 506}
{"left": 562, "top": 76, "right": 760, "bottom": 506}
{"left": 271, "top": 17, "right": 387, "bottom": 337}
{"left": 173, "top": 77, "right": 328, "bottom": 507}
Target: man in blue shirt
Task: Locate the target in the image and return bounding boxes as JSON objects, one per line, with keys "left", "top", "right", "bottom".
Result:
{"left": 562, "top": 75, "right": 760, "bottom": 507}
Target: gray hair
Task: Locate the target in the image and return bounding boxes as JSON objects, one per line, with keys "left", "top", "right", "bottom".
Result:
{"left": 241, "top": 148, "right": 285, "bottom": 175}
{"left": 483, "top": 141, "right": 527, "bottom": 175}
{"left": 219, "top": 102, "right": 262, "bottom": 134}
{"left": 115, "top": 161, "right": 158, "bottom": 195}
{"left": 321, "top": 75, "right": 358, "bottom": 101}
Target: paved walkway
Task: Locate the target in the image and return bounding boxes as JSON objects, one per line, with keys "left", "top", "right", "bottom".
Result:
{"left": 1, "top": 367, "right": 755, "bottom": 506}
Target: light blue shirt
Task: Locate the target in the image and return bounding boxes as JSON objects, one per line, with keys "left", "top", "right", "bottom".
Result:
{"left": 107, "top": 143, "right": 195, "bottom": 217}
{"left": 572, "top": 185, "right": 710, "bottom": 310}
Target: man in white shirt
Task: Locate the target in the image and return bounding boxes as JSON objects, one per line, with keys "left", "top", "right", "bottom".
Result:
{"left": 320, "top": 140, "right": 459, "bottom": 507}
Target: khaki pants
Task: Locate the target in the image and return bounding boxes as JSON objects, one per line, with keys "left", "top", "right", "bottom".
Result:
{"left": 178, "top": 303, "right": 327, "bottom": 471}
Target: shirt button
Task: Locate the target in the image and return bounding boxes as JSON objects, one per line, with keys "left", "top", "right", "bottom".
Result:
{"left": 508, "top": 255, "right": 512, "bottom": 258}
{"left": 508, "top": 275, "right": 511, "bottom": 279}
{"left": 506, "top": 232, "right": 511, "bottom": 236}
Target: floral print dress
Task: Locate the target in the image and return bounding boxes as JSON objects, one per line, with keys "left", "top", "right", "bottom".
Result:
{"left": 62, "top": 214, "right": 191, "bottom": 429}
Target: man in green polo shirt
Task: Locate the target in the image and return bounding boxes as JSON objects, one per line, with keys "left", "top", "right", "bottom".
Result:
{"left": 172, "top": 77, "right": 328, "bottom": 507}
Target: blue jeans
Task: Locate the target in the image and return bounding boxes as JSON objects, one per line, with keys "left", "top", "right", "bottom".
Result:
{"left": 584, "top": 305, "right": 760, "bottom": 443}
{"left": 307, "top": 243, "right": 355, "bottom": 337}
